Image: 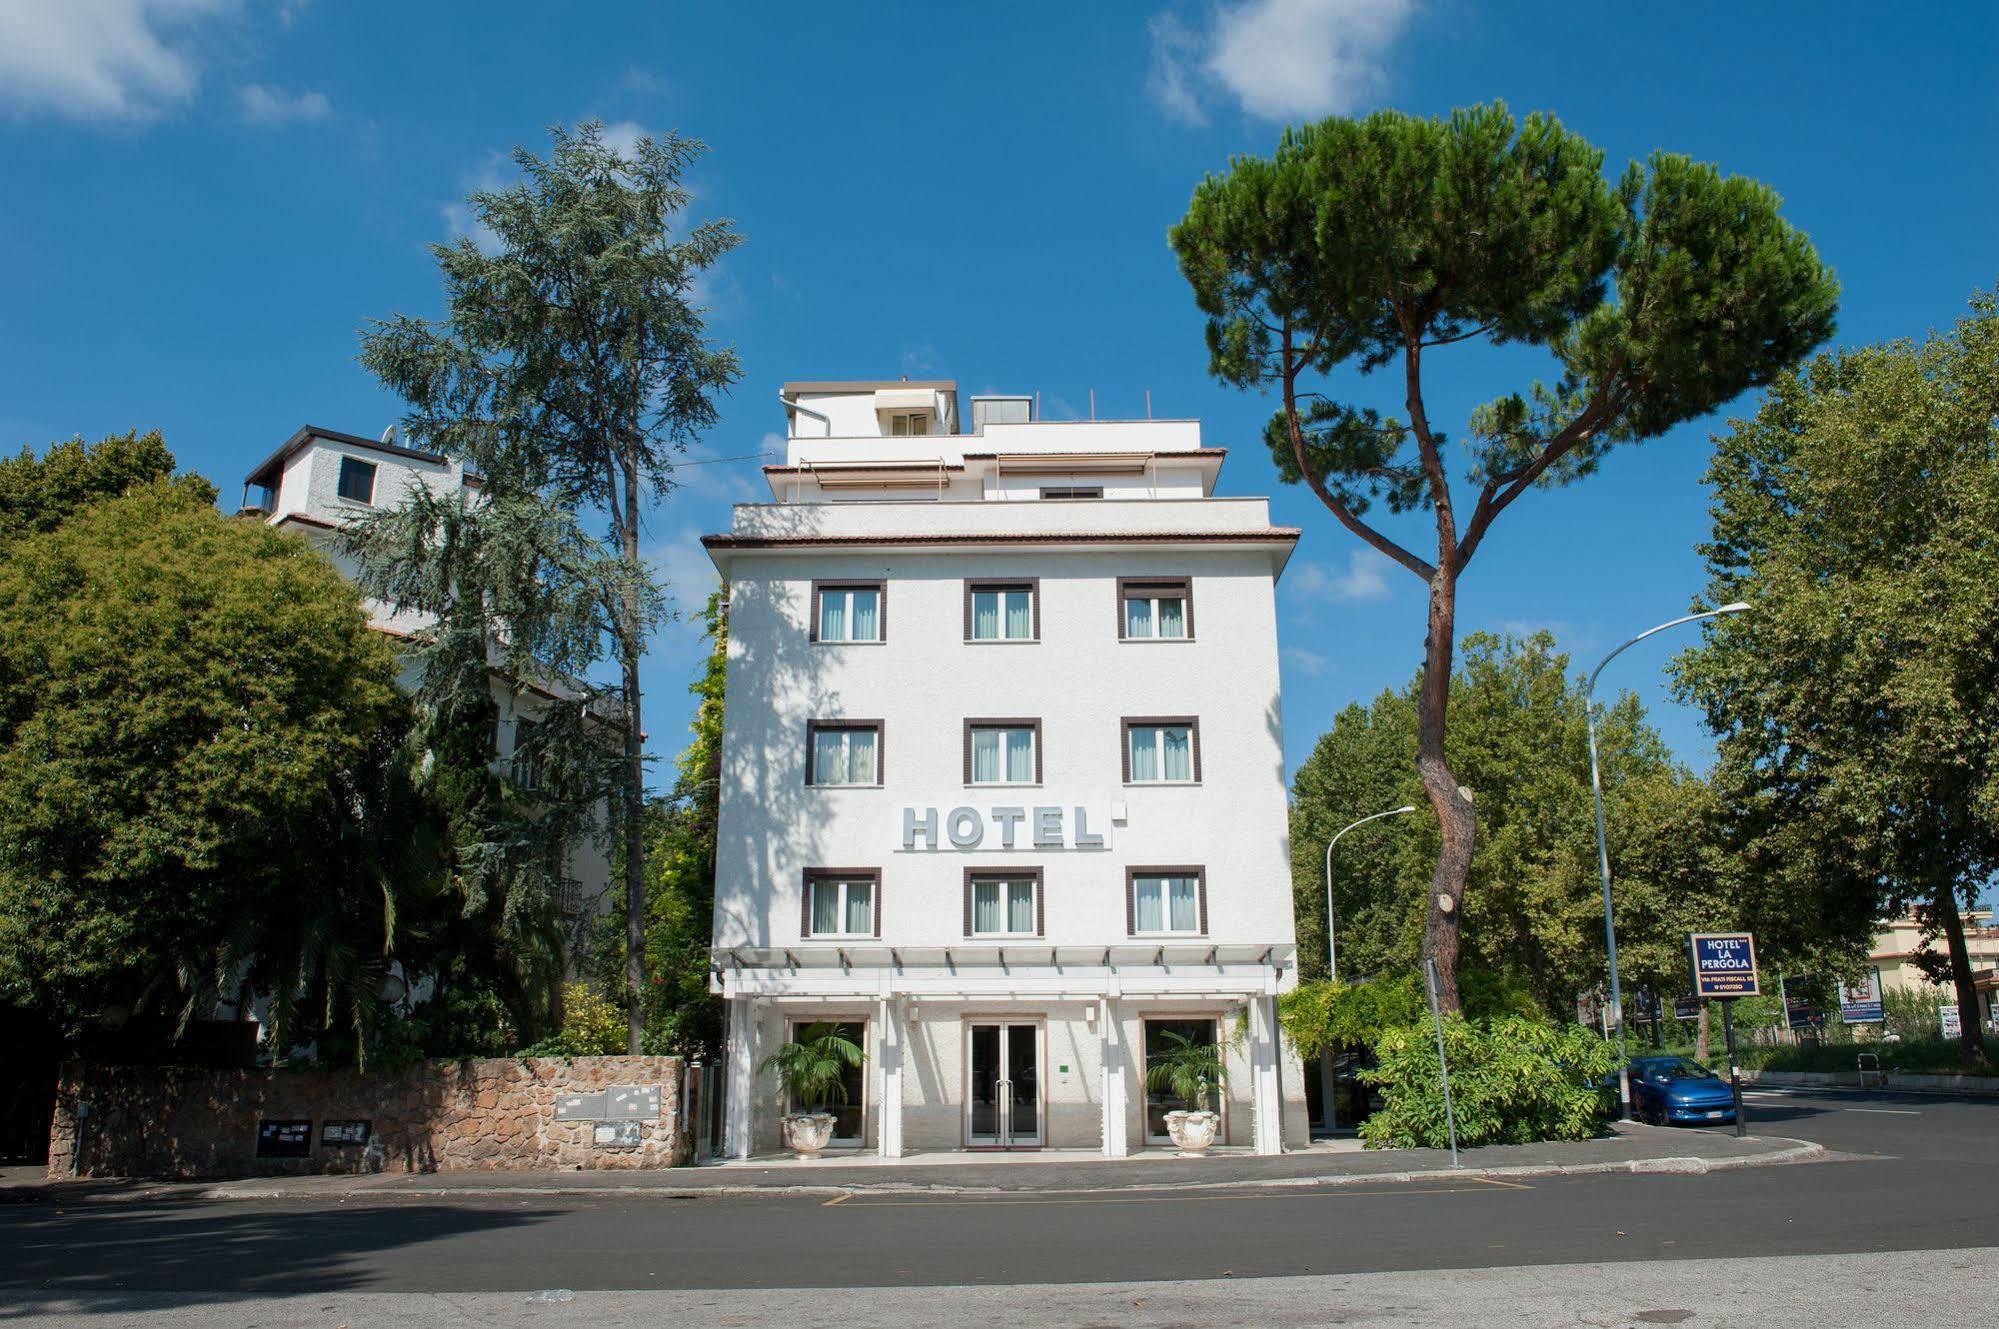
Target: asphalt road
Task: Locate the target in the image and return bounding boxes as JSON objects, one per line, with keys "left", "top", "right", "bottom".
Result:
{"left": 3, "top": 1089, "right": 1991, "bottom": 1309}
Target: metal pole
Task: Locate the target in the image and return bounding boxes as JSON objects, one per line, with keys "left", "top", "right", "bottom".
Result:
{"left": 1586, "top": 602, "right": 1750, "bottom": 1121}
{"left": 1721, "top": 999, "right": 1747, "bottom": 1138}
{"left": 1424, "top": 957, "right": 1460, "bottom": 1167}
{"left": 1322, "top": 805, "right": 1416, "bottom": 1134}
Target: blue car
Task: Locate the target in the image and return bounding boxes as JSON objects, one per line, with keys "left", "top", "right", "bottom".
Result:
{"left": 1628, "top": 1056, "right": 1737, "bottom": 1126}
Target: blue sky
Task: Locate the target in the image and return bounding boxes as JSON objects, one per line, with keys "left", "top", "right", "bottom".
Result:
{"left": 2, "top": 1, "right": 1995, "bottom": 791}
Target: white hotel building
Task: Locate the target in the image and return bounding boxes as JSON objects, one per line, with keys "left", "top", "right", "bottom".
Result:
{"left": 704, "top": 380, "right": 1310, "bottom": 1157}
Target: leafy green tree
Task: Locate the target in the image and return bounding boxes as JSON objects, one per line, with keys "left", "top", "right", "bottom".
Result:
{"left": 353, "top": 121, "right": 743, "bottom": 1052}
{"left": 1173, "top": 101, "right": 1837, "bottom": 1008}
{"left": 1678, "top": 291, "right": 1999, "bottom": 1068}
{"left": 1292, "top": 633, "right": 1741, "bottom": 1018}
{"left": 0, "top": 429, "right": 214, "bottom": 543}
{"left": 0, "top": 483, "right": 426, "bottom": 1058}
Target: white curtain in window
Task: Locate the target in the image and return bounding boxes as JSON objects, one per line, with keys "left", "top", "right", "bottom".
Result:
{"left": 1135, "top": 879, "right": 1164, "bottom": 932}
{"left": 844, "top": 881, "right": 872, "bottom": 934}
{"left": 849, "top": 589, "right": 879, "bottom": 641}
{"left": 818, "top": 592, "right": 847, "bottom": 642}
{"left": 812, "top": 728, "right": 844, "bottom": 783}
{"left": 845, "top": 728, "right": 877, "bottom": 783}
{"left": 1124, "top": 596, "right": 1152, "bottom": 638}
{"left": 972, "top": 729, "right": 1001, "bottom": 782}
{"left": 1129, "top": 726, "right": 1159, "bottom": 780}
{"left": 1008, "top": 881, "right": 1034, "bottom": 933}
{"left": 1005, "top": 729, "right": 1033, "bottom": 782}
{"left": 1162, "top": 726, "right": 1192, "bottom": 781}
{"left": 812, "top": 882, "right": 841, "bottom": 934}
{"left": 1168, "top": 877, "right": 1198, "bottom": 931}
{"left": 1004, "top": 591, "right": 1031, "bottom": 639}
{"left": 973, "top": 881, "right": 1001, "bottom": 933}
{"left": 973, "top": 590, "right": 999, "bottom": 639}
{"left": 1157, "top": 596, "right": 1186, "bottom": 637}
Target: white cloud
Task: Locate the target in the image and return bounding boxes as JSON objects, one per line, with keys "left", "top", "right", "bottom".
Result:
{"left": 1145, "top": 12, "right": 1207, "bottom": 127}
{"left": 599, "top": 119, "right": 648, "bottom": 158}
{"left": 235, "top": 81, "right": 329, "bottom": 125}
{"left": 1147, "top": 0, "right": 1414, "bottom": 125}
{"left": 1287, "top": 547, "right": 1397, "bottom": 602}
{"left": 1282, "top": 645, "right": 1331, "bottom": 677}
{"left": 0, "top": 0, "right": 232, "bottom": 121}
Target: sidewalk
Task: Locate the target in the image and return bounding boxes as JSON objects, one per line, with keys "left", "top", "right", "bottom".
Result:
{"left": 2, "top": 1122, "right": 1823, "bottom": 1205}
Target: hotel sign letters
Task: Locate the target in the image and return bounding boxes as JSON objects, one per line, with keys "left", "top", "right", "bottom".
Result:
{"left": 1688, "top": 931, "right": 1760, "bottom": 999}
{"left": 900, "top": 805, "right": 1112, "bottom": 852}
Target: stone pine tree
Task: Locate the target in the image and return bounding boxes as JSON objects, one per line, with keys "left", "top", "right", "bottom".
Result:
{"left": 1679, "top": 291, "right": 1999, "bottom": 1068}
{"left": 1171, "top": 102, "right": 1838, "bottom": 1009}
{"left": 354, "top": 121, "right": 742, "bottom": 1052}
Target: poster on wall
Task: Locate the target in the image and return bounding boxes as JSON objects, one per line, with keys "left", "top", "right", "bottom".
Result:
{"left": 320, "top": 1119, "right": 372, "bottom": 1147}
{"left": 1838, "top": 970, "right": 1885, "bottom": 1024}
{"left": 255, "top": 1119, "right": 312, "bottom": 1158}
{"left": 1941, "top": 1005, "right": 1962, "bottom": 1039}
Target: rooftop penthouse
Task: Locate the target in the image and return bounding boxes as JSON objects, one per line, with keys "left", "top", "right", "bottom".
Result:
{"left": 764, "top": 380, "right": 1223, "bottom": 504}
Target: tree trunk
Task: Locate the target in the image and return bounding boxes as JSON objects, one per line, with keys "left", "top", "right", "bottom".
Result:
{"left": 1933, "top": 884, "right": 1989, "bottom": 1070}
{"left": 620, "top": 451, "right": 648, "bottom": 1056}
{"left": 1416, "top": 565, "right": 1475, "bottom": 1012}
{"left": 1694, "top": 1003, "right": 1710, "bottom": 1063}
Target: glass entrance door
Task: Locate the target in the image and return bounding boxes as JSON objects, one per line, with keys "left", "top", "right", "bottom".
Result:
{"left": 966, "top": 1022, "right": 1042, "bottom": 1148}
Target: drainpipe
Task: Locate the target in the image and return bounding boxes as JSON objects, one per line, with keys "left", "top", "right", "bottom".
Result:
{"left": 781, "top": 390, "right": 831, "bottom": 438}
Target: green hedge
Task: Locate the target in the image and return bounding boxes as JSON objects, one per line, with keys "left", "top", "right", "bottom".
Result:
{"left": 1360, "top": 1014, "right": 1618, "bottom": 1149}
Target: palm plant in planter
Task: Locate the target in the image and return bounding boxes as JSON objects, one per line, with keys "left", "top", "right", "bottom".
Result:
{"left": 760, "top": 1022, "right": 865, "bottom": 1157}
{"left": 1145, "top": 1030, "right": 1229, "bottom": 1156}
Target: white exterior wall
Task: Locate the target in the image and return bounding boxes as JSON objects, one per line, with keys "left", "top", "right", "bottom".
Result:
{"left": 714, "top": 384, "right": 1307, "bottom": 1158}
{"left": 712, "top": 548, "right": 1292, "bottom": 951}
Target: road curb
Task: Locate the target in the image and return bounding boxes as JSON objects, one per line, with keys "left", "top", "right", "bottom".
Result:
{"left": 12, "top": 1137, "right": 1826, "bottom": 1205}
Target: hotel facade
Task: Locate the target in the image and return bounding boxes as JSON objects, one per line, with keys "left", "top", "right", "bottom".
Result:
{"left": 704, "top": 381, "right": 1310, "bottom": 1157}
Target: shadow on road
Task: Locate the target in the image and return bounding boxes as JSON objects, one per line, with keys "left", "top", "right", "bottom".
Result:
{"left": 0, "top": 1199, "right": 560, "bottom": 1318}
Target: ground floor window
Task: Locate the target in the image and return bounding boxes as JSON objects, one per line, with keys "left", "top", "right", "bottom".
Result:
{"left": 1142, "top": 1017, "right": 1222, "bottom": 1143}
{"left": 786, "top": 1018, "right": 867, "bottom": 1144}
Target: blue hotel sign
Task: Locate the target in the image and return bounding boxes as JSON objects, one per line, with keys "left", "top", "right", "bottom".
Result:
{"left": 1689, "top": 932, "right": 1760, "bottom": 999}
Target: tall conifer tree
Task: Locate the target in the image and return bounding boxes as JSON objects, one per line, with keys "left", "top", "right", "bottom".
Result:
{"left": 354, "top": 122, "right": 742, "bottom": 1050}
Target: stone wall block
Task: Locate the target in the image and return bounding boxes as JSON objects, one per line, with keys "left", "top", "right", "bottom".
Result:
{"left": 45, "top": 1055, "right": 685, "bottom": 1180}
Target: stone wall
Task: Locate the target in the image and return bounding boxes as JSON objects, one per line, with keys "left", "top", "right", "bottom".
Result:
{"left": 46, "top": 1056, "right": 686, "bottom": 1180}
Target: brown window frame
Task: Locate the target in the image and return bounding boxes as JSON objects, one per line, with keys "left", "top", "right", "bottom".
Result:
{"left": 1120, "top": 716, "right": 1202, "bottom": 784}
{"left": 962, "top": 867, "right": 1045, "bottom": 939}
{"left": 1125, "top": 865, "right": 1208, "bottom": 938}
{"left": 962, "top": 717, "right": 1044, "bottom": 786}
{"left": 805, "top": 720, "right": 885, "bottom": 788}
{"left": 801, "top": 867, "right": 883, "bottom": 940}
{"left": 962, "top": 578, "right": 1041, "bottom": 643}
{"left": 1116, "top": 576, "right": 1194, "bottom": 641}
{"left": 809, "top": 579, "right": 887, "bottom": 644}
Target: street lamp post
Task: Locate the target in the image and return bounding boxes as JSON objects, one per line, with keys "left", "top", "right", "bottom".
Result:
{"left": 1320, "top": 804, "right": 1417, "bottom": 1132}
{"left": 1586, "top": 602, "right": 1751, "bottom": 1121}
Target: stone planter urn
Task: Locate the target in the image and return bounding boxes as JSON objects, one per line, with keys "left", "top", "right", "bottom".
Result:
{"left": 1164, "top": 1109, "right": 1220, "bottom": 1157}
{"left": 783, "top": 1112, "right": 837, "bottom": 1158}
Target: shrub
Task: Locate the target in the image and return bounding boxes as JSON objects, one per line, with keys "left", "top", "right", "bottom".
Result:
{"left": 1881, "top": 986, "right": 1948, "bottom": 1044}
{"left": 1360, "top": 1014, "right": 1618, "bottom": 1149}
{"left": 515, "top": 983, "right": 627, "bottom": 1057}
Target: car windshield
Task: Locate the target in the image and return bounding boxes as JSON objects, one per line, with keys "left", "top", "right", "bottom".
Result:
{"left": 1645, "top": 1059, "right": 1715, "bottom": 1081}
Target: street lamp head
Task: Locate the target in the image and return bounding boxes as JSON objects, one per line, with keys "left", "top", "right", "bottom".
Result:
{"left": 1394, "top": 804, "right": 1417, "bottom": 815}
{"left": 1716, "top": 601, "right": 1751, "bottom": 614}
